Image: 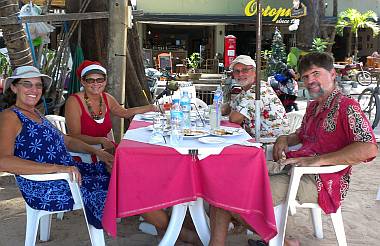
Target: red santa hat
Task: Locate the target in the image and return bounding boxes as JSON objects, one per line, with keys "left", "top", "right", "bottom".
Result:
{"left": 76, "top": 60, "right": 107, "bottom": 78}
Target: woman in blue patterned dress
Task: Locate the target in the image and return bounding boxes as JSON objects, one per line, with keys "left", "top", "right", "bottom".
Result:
{"left": 0, "top": 66, "right": 114, "bottom": 229}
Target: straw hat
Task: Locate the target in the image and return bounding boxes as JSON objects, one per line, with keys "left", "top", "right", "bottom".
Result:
{"left": 4, "top": 66, "right": 52, "bottom": 91}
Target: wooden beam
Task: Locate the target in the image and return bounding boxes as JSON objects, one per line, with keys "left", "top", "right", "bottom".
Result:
{"left": 107, "top": 0, "right": 128, "bottom": 142}
{"left": 0, "top": 12, "right": 109, "bottom": 25}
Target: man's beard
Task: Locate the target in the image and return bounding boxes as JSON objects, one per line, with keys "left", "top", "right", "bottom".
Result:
{"left": 308, "top": 84, "right": 325, "bottom": 99}
{"left": 237, "top": 79, "right": 253, "bottom": 88}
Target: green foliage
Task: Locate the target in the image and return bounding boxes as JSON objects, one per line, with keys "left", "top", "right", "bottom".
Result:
{"left": 311, "top": 38, "right": 332, "bottom": 52}
{"left": 187, "top": 52, "right": 201, "bottom": 70}
{"left": 266, "top": 28, "right": 287, "bottom": 77}
{"left": 336, "top": 8, "right": 379, "bottom": 60}
{"left": 40, "top": 48, "right": 56, "bottom": 75}
{"left": 287, "top": 47, "right": 302, "bottom": 70}
{"left": 336, "top": 9, "right": 379, "bottom": 37}
{"left": 0, "top": 52, "right": 12, "bottom": 77}
{"left": 261, "top": 50, "right": 272, "bottom": 60}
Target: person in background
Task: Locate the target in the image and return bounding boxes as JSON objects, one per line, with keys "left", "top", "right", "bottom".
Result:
{"left": 222, "top": 55, "right": 289, "bottom": 138}
{"left": 209, "top": 52, "right": 378, "bottom": 246}
{"left": 0, "top": 65, "right": 114, "bottom": 230}
{"left": 65, "top": 60, "right": 158, "bottom": 153}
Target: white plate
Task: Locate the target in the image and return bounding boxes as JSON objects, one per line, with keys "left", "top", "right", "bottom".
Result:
{"left": 182, "top": 130, "right": 209, "bottom": 139}
{"left": 210, "top": 127, "right": 244, "bottom": 137}
{"left": 198, "top": 136, "right": 226, "bottom": 144}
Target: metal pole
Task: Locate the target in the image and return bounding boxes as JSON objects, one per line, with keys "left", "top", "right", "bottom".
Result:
{"left": 255, "top": 0, "right": 262, "bottom": 140}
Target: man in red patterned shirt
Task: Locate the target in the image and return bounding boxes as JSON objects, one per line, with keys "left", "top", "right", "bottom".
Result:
{"left": 209, "top": 52, "right": 378, "bottom": 246}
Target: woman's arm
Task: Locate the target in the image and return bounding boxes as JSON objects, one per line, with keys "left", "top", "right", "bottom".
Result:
{"left": 106, "top": 93, "right": 157, "bottom": 119}
{"left": 63, "top": 135, "right": 114, "bottom": 167}
{"left": 65, "top": 95, "right": 111, "bottom": 147}
{"left": 0, "top": 110, "right": 81, "bottom": 181}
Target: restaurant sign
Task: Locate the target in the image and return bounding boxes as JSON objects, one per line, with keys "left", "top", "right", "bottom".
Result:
{"left": 244, "top": 0, "right": 306, "bottom": 24}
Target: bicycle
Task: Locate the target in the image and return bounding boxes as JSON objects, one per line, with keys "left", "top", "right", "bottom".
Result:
{"left": 357, "top": 69, "right": 380, "bottom": 128}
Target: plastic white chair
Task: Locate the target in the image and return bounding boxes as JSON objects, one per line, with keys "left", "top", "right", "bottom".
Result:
{"left": 286, "top": 111, "right": 304, "bottom": 133}
{"left": 45, "top": 115, "right": 114, "bottom": 144}
{"left": 269, "top": 165, "right": 349, "bottom": 246}
{"left": 19, "top": 173, "right": 105, "bottom": 246}
{"left": 45, "top": 115, "right": 67, "bottom": 134}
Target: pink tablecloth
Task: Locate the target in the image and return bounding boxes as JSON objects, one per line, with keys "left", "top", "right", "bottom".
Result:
{"left": 102, "top": 120, "right": 277, "bottom": 242}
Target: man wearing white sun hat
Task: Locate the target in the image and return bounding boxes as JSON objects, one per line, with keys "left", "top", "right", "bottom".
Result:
{"left": 223, "top": 55, "right": 289, "bottom": 138}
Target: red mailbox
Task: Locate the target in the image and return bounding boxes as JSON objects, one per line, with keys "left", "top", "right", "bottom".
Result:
{"left": 224, "top": 35, "right": 237, "bottom": 69}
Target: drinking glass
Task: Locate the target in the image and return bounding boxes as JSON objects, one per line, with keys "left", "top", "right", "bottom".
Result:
{"left": 149, "top": 113, "right": 166, "bottom": 144}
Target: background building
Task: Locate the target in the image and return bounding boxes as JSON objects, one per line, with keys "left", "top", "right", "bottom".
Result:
{"left": 134, "top": 0, "right": 380, "bottom": 68}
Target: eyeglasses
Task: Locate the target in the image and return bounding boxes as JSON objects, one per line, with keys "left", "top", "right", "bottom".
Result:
{"left": 232, "top": 67, "right": 254, "bottom": 75}
{"left": 16, "top": 81, "right": 43, "bottom": 90}
{"left": 301, "top": 71, "right": 321, "bottom": 82}
{"left": 84, "top": 77, "right": 106, "bottom": 84}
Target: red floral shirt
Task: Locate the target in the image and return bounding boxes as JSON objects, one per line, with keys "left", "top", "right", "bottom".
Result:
{"left": 287, "top": 89, "right": 376, "bottom": 213}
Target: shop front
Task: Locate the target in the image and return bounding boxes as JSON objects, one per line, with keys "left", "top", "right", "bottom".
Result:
{"left": 136, "top": 0, "right": 313, "bottom": 71}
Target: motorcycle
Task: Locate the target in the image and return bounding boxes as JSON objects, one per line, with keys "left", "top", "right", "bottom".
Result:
{"left": 338, "top": 62, "right": 372, "bottom": 86}
{"left": 269, "top": 68, "right": 299, "bottom": 112}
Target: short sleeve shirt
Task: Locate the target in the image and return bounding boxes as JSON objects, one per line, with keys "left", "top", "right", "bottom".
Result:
{"left": 230, "top": 81, "right": 289, "bottom": 138}
{"left": 296, "top": 88, "right": 376, "bottom": 155}
{"left": 287, "top": 88, "right": 376, "bottom": 213}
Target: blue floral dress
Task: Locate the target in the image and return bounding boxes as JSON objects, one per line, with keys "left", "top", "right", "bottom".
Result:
{"left": 12, "top": 108, "right": 110, "bottom": 229}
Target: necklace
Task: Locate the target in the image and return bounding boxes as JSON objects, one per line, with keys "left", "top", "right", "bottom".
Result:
{"left": 84, "top": 92, "right": 103, "bottom": 120}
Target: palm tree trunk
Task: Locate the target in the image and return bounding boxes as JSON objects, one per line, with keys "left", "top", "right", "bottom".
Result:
{"left": 296, "top": 0, "right": 321, "bottom": 50}
{"left": 347, "top": 31, "right": 353, "bottom": 58}
{"left": 333, "top": 0, "right": 338, "bottom": 17}
{"left": 0, "top": 0, "right": 33, "bottom": 69}
{"left": 354, "top": 32, "right": 359, "bottom": 61}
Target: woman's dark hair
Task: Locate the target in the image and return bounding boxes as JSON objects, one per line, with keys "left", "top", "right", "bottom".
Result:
{"left": 2, "top": 78, "right": 46, "bottom": 108}
{"left": 298, "top": 52, "right": 335, "bottom": 75}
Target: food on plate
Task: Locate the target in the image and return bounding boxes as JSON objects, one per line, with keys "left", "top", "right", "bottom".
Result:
{"left": 213, "top": 128, "right": 234, "bottom": 136}
{"left": 183, "top": 129, "right": 207, "bottom": 136}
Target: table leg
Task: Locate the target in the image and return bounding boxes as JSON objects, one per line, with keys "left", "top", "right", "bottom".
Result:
{"left": 158, "top": 202, "right": 188, "bottom": 246}
{"left": 188, "top": 198, "right": 211, "bottom": 245}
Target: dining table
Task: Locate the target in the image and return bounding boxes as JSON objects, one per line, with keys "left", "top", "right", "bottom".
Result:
{"left": 102, "top": 113, "right": 277, "bottom": 245}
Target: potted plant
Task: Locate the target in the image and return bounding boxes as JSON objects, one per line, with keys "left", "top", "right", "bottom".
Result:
{"left": 187, "top": 52, "right": 202, "bottom": 80}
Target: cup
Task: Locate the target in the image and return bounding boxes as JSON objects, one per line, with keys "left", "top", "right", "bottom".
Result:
{"left": 149, "top": 113, "right": 166, "bottom": 144}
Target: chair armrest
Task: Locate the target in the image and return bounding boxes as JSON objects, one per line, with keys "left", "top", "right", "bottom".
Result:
{"left": 20, "top": 173, "right": 71, "bottom": 182}
{"left": 20, "top": 173, "right": 83, "bottom": 205}
{"left": 293, "top": 165, "right": 349, "bottom": 175}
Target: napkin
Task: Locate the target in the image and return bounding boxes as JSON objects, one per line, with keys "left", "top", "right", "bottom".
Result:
{"left": 237, "top": 140, "right": 262, "bottom": 148}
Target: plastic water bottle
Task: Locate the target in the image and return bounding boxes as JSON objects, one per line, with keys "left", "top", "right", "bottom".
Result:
{"left": 180, "top": 91, "right": 191, "bottom": 131}
{"left": 170, "top": 98, "right": 183, "bottom": 146}
{"left": 212, "top": 85, "right": 223, "bottom": 129}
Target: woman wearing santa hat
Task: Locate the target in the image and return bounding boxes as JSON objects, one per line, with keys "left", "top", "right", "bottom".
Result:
{"left": 65, "top": 60, "right": 201, "bottom": 244}
{"left": 65, "top": 60, "right": 157, "bottom": 153}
